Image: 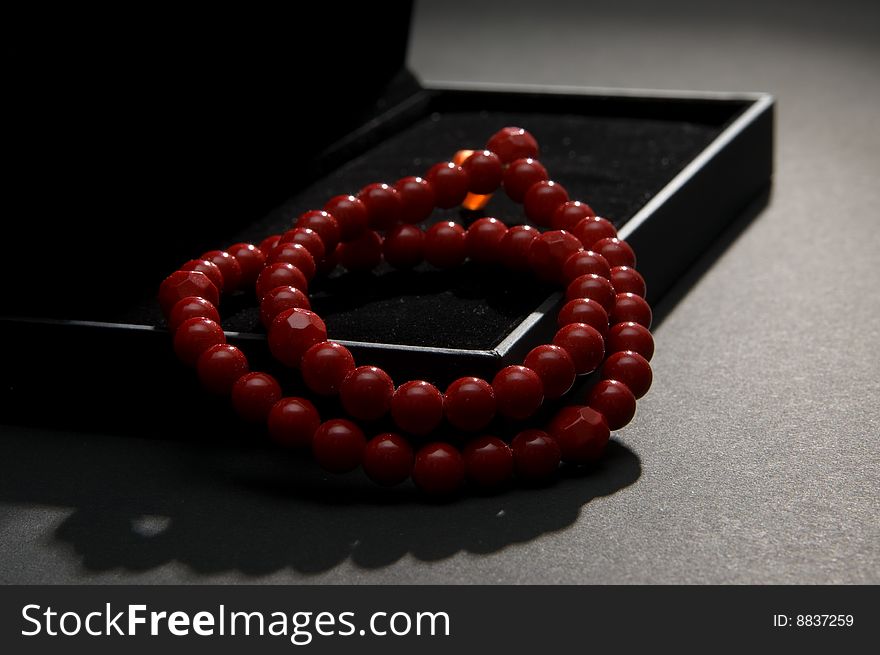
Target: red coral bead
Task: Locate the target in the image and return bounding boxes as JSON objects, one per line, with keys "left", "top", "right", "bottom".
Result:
{"left": 255, "top": 262, "right": 308, "bottom": 300}
{"left": 426, "top": 162, "right": 469, "bottom": 208}
{"left": 296, "top": 210, "right": 341, "bottom": 252}
{"left": 607, "top": 322, "right": 654, "bottom": 361}
{"left": 571, "top": 216, "right": 617, "bottom": 250}
{"left": 268, "top": 308, "right": 327, "bottom": 368}
{"left": 158, "top": 270, "right": 219, "bottom": 316}
{"left": 462, "top": 150, "right": 503, "bottom": 194}
{"left": 311, "top": 419, "right": 366, "bottom": 473}
{"left": 610, "top": 292, "right": 652, "bottom": 329}
{"left": 486, "top": 126, "right": 539, "bottom": 164}
{"left": 557, "top": 297, "right": 609, "bottom": 335}
{"left": 444, "top": 377, "right": 496, "bottom": 432}
{"left": 524, "top": 180, "right": 569, "bottom": 226}
{"left": 395, "top": 176, "right": 435, "bottom": 224}
{"left": 324, "top": 194, "right": 369, "bottom": 241}
{"left": 548, "top": 405, "right": 610, "bottom": 465}
{"left": 492, "top": 365, "right": 544, "bottom": 420}
{"left": 180, "top": 259, "right": 225, "bottom": 293}
{"left": 258, "top": 234, "right": 282, "bottom": 258}
{"left": 357, "top": 183, "right": 403, "bottom": 231}
{"left": 196, "top": 344, "right": 249, "bottom": 395}
{"left": 279, "top": 227, "right": 326, "bottom": 262}
{"left": 227, "top": 243, "right": 266, "bottom": 288}
{"left": 523, "top": 344, "right": 576, "bottom": 399}
{"left": 552, "top": 323, "right": 605, "bottom": 375}
{"left": 173, "top": 317, "right": 226, "bottom": 367}
{"left": 610, "top": 266, "right": 647, "bottom": 297}
{"left": 587, "top": 379, "right": 637, "bottom": 431}
{"left": 168, "top": 296, "right": 220, "bottom": 333}
{"left": 511, "top": 429, "right": 561, "bottom": 480}
{"left": 565, "top": 273, "right": 616, "bottom": 313}
{"left": 463, "top": 436, "right": 513, "bottom": 488}
{"left": 499, "top": 224, "right": 539, "bottom": 270}
{"left": 301, "top": 341, "right": 356, "bottom": 396}
{"left": 527, "top": 229, "right": 583, "bottom": 283}
{"left": 363, "top": 433, "right": 414, "bottom": 486}
{"left": 339, "top": 365, "right": 394, "bottom": 421}
{"left": 267, "top": 397, "right": 320, "bottom": 448}
{"left": 424, "top": 221, "right": 467, "bottom": 268}
{"left": 259, "top": 285, "right": 311, "bottom": 328}
{"left": 412, "top": 443, "right": 465, "bottom": 496}
{"left": 391, "top": 380, "right": 444, "bottom": 436}
{"left": 502, "top": 157, "right": 548, "bottom": 203}
{"left": 465, "top": 217, "right": 508, "bottom": 263}
{"left": 601, "top": 351, "right": 652, "bottom": 398}
{"left": 337, "top": 229, "right": 383, "bottom": 271}
{"left": 552, "top": 201, "right": 596, "bottom": 232}
{"left": 200, "top": 250, "right": 242, "bottom": 292}
{"left": 383, "top": 224, "right": 425, "bottom": 269}
{"left": 231, "top": 372, "right": 282, "bottom": 423}
{"left": 593, "top": 237, "right": 636, "bottom": 268}
{"left": 562, "top": 250, "right": 611, "bottom": 283}
{"left": 267, "top": 242, "right": 316, "bottom": 280}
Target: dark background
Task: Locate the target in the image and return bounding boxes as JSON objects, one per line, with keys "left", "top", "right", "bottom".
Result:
{"left": 1, "top": 0, "right": 878, "bottom": 583}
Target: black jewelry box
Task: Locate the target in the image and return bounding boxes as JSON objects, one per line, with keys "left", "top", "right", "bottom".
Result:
{"left": 0, "top": 17, "right": 773, "bottom": 436}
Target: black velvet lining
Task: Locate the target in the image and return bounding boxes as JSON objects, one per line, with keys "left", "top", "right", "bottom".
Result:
{"left": 121, "top": 109, "right": 719, "bottom": 350}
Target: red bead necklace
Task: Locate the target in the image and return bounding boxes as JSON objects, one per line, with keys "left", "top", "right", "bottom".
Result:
{"left": 158, "top": 127, "right": 654, "bottom": 496}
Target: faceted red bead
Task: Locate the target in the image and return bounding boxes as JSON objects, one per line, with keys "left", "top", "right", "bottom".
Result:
{"left": 527, "top": 230, "right": 583, "bottom": 283}
{"left": 324, "top": 194, "right": 369, "bottom": 241}
{"left": 462, "top": 150, "right": 503, "bottom": 194}
{"left": 486, "top": 126, "right": 539, "bottom": 164}
{"left": 601, "top": 351, "right": 652, "bottom": 399}
{"left": 358, "top": 183, "right": 403, "bottom": 231}
{"left": 587, "top": 379, "right": 637, "bottom": 431}
{"left": 181, "top": 259, "right": 225, "bottom": 293}
{"left": 258, "top": 235, "right": 282, "bottom": 258}
{"left": 267, "top": 397, "right": 321, "bottom": 448}
{"left": 300, "top": 341, "right": 356, "bottom": 396}
{"left": 200, "top": 250, "right": 242, "bottom": 292}
{"left": 231, "top": 372, "right": 282, "bottom": 423}
{"left": 552, "top": 323, "right": 605, "bottom": 375}
{"left": 593, "top": 237, "right": 636, "bottom": 268}
{"left": 337, "top": 229, "right": 383, "bottom": 271}
{"left": 502, "top": 157, "right": 548, "bottom": 203}
{"left": 463, "top": 436, "right": 513, "bottom": 488}
{"left": 465, "top": 217, "right": 508, "bottom": 263}
{"left": 394, "top": 176, "right": 435, "bottom": 224}
{"left": 523, "top": 344, "right": 576, "bottom": 399}
{"left": 339, "top": 365, "right": 394, "bottom": 421}
{"left": 296, "top": 210, "right": 341, "bottom": 252}
{"left": 548, "top": 405, "right": 610, "bottom": 465}
{"left": 426, "top": 162, "right": 469, "bottom": 208}
{"left": 383, "top": 224, "right": 425, "bottom": 269}
{"left": 571, "top": 216, "right": 617, "bottom": 250}
{"left": 562, "top": 250, "right": 611, "bottom": 283}
{"left": 391, "top": 380, "right": 444, "bottom": 436}
{"left": 267, "top": 242, "right": 316, "bottom": 280}
{"left": 424, "top": 221, "right": 467, "bottom": 268}
{"left": 552, "top": 201, "right": 596, "bottom": 232}
{"left": 524, "top": 180, "right": 569, "bottom": 226}
{"left": 565, "top": 273, "right": 616, "bottom": 313}
{"left": 311, "top": 419, "right": 366, "bottom": 474}
{"left": 268, "top": 308, "right": 327, "bottom": 368}
{"left": 227, "top": 243, "right": 266, "bottom": 289}
{"left": 444, "top": 377, "right": 496, "bottom": 431}
{"left": 511, "top": 429, "right": 561, "bottom": 480}
{"left": 492, "top": 365, "right": 544, "bottom": 420}
{"left": 610, "top": 266, "right": 647, "bottom": 297}
{"left": 259, "top": 285, "right": 311, "bottom": 328}
{"left": 557, "top": 297, "right": 609, "bottom": 335}
{"left": 196, "top": 344, "right": 249, "bottom": 395}
{"left": 255, "top": 262, "right": 308, "bottom": 300}
{"left": 168, "top": 296, "right": 220, "bottom": 333}
{"left": 607, "top": 322, "right": 654, "bottom": 361}
{"left": 363, "top": 433, "right": 414, "bottom": 486}
{"left": 173, "top": 317, "right": 226, "bottom": 367}
{"left": 610, "top": 292, "right": 652, "bottom": 329}
{"left": 158, "top": 270, "right": 219, "bottom": 316}
{"left": 412, "top": 442, "right": 465, "bottom": 496}
{"left": 499, "top": 225, "right": 539, "bottom": 270}
{"left": 279, "top": 227, "right": 326, "bottom": 262}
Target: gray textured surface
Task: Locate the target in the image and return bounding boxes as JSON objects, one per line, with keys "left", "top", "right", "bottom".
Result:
{"left": 1, "top": 0, "right": 878, "bottom": 584}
